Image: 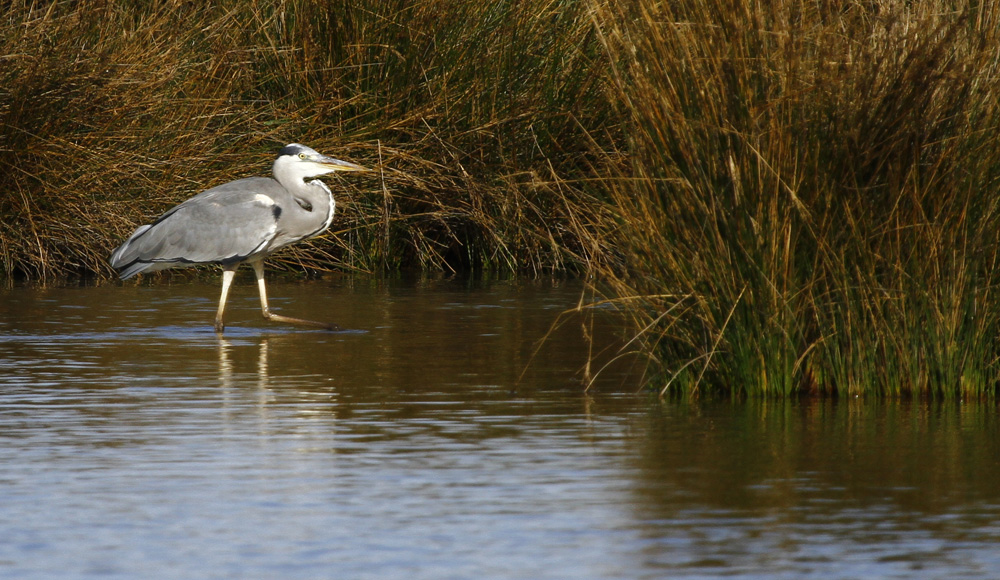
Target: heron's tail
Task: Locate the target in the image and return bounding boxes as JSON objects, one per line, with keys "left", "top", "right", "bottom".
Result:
{"left": 109, "top": 225, "right": 152, "bottom": 279}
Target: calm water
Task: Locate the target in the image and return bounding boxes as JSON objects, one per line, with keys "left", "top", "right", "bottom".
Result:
{"left": 1, "top": 277, "right": 999, "bottom": 579}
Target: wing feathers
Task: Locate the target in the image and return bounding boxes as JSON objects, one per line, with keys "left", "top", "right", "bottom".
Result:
{"left": 110, "top": 178, "right": 283, "bottom": 278}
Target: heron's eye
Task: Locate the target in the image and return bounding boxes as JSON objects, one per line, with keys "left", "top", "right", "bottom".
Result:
{"left": 298, "top": 153, "right": 307, "bottom": 160}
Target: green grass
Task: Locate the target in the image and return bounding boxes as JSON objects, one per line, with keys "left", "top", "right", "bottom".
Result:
{"left": 4, "top": 1, "right": 1000, "bottom": 397}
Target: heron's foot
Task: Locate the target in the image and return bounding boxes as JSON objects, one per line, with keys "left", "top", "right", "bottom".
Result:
{"left": 214, "top": 319, "right": 226, "bottom": 334}
{"left": 264, "top": 311, "right": 343, "bottom": 332}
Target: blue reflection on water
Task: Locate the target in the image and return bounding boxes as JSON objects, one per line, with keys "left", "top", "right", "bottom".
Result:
{"left": 0, "top": 280, "right": 999, "bottom": 579}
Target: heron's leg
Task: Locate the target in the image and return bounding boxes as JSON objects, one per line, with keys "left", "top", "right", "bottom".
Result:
{"left": 215, "top": 266, "right": 238, "bottom": 333}
{"left": 250, "top": 259, "right": 342, "bottom": 331}
{"left": 251, "top": 259, "right": 273, "bottom": 318}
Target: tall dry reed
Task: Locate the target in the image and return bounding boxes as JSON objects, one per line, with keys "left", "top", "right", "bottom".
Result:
{"left": 589, "top": 0, "right": 1000, "bottom": 397}
{"left": 0, "top": 1, "right": 613, "bottom": 278}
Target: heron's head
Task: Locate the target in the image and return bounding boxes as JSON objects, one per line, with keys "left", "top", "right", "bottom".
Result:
{"left": 273, "top": 143, "right": 367, "bottom": 182}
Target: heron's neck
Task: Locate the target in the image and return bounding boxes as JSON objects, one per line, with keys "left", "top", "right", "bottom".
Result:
{"left": 284, "top": 176, "right": 332, "bottom": 207}
{"left": 306, "top": 179, "right": 336, "bottom": 232}
{"left": 273, "top": 163, "right": 336, "bottom": 228}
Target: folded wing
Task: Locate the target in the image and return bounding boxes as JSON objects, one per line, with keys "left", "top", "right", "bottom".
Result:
{"left": 110, "top": 177, "right": 286, "bottom": 279}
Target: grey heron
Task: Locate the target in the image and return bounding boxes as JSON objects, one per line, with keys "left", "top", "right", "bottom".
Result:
{"left": 109, "top": 143, "right": 367, "bottom": 333}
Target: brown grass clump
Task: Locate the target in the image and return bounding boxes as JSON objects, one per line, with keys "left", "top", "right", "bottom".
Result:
{"left": 0, "top": 1, "right": 614, "bottom": 279}
{"left": 589, "top": 0, "right": 1000, "bottom": 397}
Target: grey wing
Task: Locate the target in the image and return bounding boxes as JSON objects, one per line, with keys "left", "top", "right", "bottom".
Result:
{"left": 110, "top": 177, "right": 286, "bottom": 279}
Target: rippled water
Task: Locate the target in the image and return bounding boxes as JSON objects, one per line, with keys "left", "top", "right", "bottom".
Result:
{"left": 1, "top": 277, "right": 999, "bottom": 579}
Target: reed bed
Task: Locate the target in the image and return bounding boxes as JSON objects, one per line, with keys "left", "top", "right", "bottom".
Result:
{"left": 4, "top": 1, "right": 1000, "bottom": 396}
{"left": 589, "top": 0, "right": 1000, "bottom": 397}
{"left": 0, "top": 0, "right": 613, "bottom": 278}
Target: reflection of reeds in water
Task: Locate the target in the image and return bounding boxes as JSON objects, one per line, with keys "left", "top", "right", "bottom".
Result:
{"left": 5, "top": 2, "right": 1000, "bottom": 397}
{"left": 635, "top": 398, "right": 1000, "bottom": 511}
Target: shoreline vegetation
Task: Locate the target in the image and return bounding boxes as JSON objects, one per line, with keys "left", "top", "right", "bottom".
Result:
{"left": 3, "top": 1, "right": 1000, "bottom": 397}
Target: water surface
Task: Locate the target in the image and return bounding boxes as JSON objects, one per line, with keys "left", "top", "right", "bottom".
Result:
{"left": 1, "top": 277, "right": 998, "bottom": 579}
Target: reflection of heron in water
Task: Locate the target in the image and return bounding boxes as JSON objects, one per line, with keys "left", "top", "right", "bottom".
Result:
{"left": 217, "top": 336, "right": 271, "bottom": 397}
{"left": 110, "top": 144, "right": 367, "bottom": 333}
